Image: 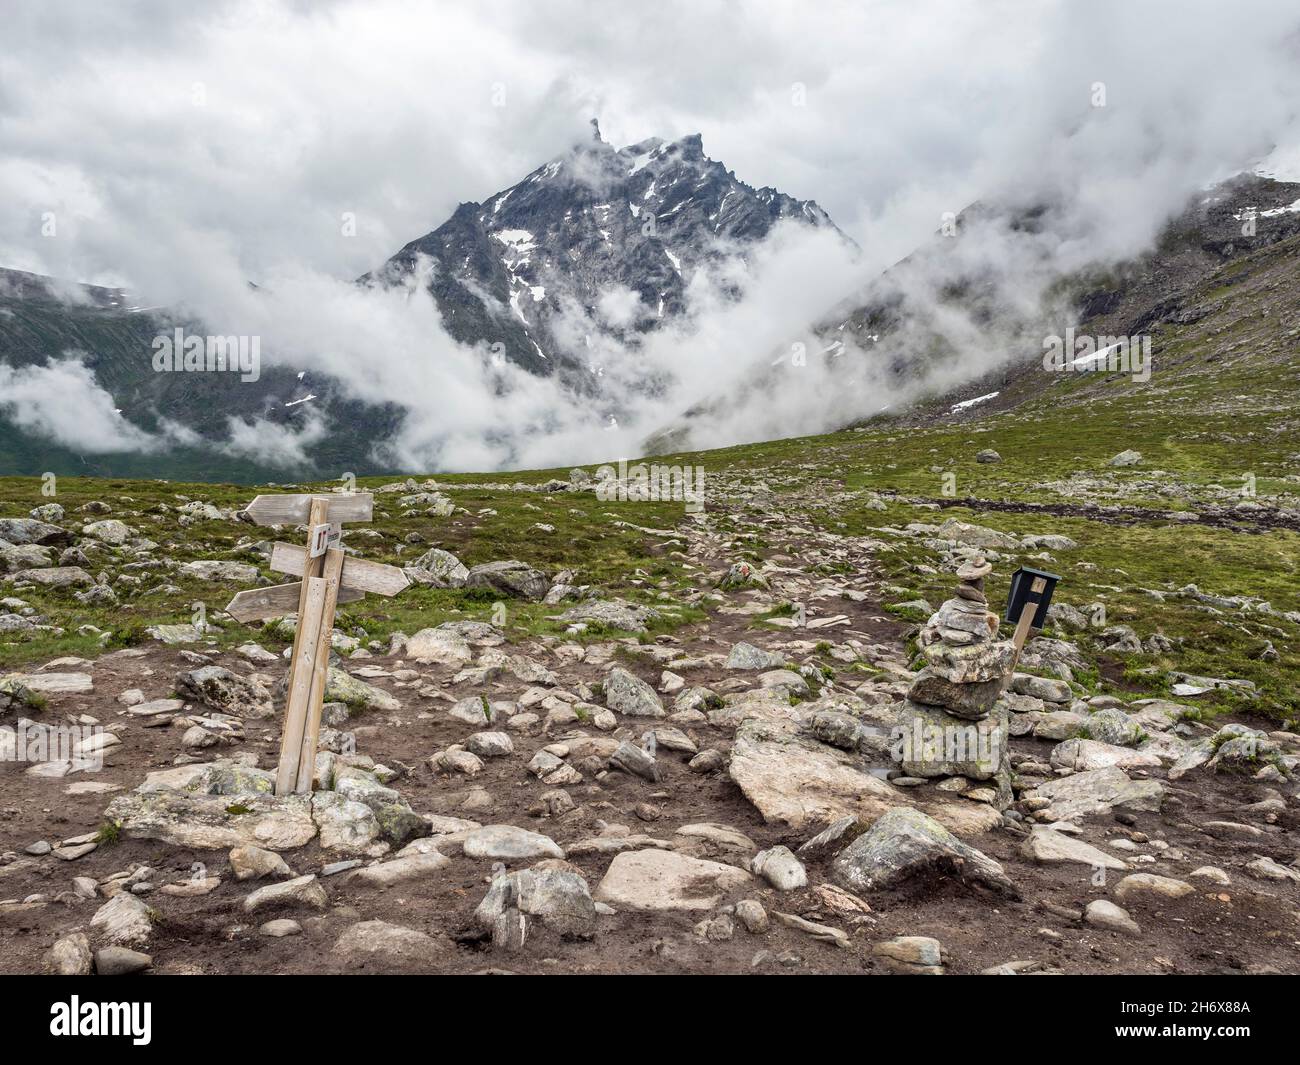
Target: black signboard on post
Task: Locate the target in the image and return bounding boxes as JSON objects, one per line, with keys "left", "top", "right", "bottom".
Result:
{"left": 1004, "top": 565, "right": 1061, "bottom": 629}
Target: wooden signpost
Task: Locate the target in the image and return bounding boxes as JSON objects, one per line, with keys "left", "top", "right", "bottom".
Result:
{"left": 224, "top": 493, "right": 410, "bottom": 796}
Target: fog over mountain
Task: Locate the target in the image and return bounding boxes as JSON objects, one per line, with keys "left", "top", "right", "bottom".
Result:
{"left": 2, "top": 0, "right": 1299, "bottom": 474}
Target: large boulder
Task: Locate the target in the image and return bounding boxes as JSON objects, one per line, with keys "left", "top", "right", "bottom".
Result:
{"left": 0, "top": 517, "right": 70, "bottom": 545}
{"left": 832, "top": 807, "right": 1017, "bottom": 896}
{"left": 728, "top": 713, "right": 1000, "bottom": 837}
{"left": 466, "top": 560, "right": 549, "bottom": 600}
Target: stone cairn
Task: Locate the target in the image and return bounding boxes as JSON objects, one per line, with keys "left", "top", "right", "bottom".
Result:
{"left": 894, "top": 558, "right": 1019, "bottom": 804}
{"left": 908, "top": 557, "right": 1016, "bottom": 720}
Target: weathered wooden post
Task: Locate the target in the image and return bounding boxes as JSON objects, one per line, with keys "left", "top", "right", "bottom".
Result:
{"left": 224, "top": 492, "right": 409, "bottom": 795}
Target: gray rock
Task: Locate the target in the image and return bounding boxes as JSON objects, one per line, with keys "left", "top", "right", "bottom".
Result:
{"left": 726, "top": 642, "right": 786, "bottom": 670}
{"left": 90, "top": 893, "right": 154, "bottom": 947}
{"left": 179, "top": 559, "right": 258, "bottom": 583}
{"left": 466, "top": 731, "right": 514, "bottom": 758}
{"left": 557, "top": 599, "right": 660, "bottom": 633}
{"left": 332, "top": 920, "right": 446, "bottom": 968}
{"left": 0, "top": 517, "right": 70, "bottom": 545}
{"left": 463, "top": 825, "right": 564, "bottom": 861}
{"left": 405, "top": 548, "right": 469, "bottom": 587}
{"left": 603, "top": 666, "right": 665, "bottom": 717}
{"left": 175, "top": 665, "right": 273, "bottom": 718}
{"left": 44, "top": 932, "right": 92, "bottom": 975}
{"left": 833, "top": 807, "right": 1017, "bottom": 896}
{"left": 475, "top": 865, "right": 597, "bottom": 939}
{"left": 594, "top": 849, "right": 756, "bottom": 912}
{"left": 466, "top": 560, "right": 549, "bottom": 600}
{"left": 1020, "top": 826, "right": 1127, "bottom": 870}
{"left": 1108, "top": 449, "right": 1143, "bottom": 467}
{"left": 1084, "top": 899, "right": 1140, "bottom": 935}
{"left": 751, "top": 846, "right": 807, "bottom": 890}
{"left": 243, "top": 873, "right": 328, "bottom": 914}
{"left": 94, "top": 946, "right": 152, "bottom": 975}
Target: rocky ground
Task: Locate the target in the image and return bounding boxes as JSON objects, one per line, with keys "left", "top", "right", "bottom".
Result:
{"left": 2, "top": 465, "right": 1298, "bottom": 976}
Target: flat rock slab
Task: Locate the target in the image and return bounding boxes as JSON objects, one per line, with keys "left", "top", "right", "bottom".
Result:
{"left": 594, "top": 849, "right": 756, "bottom": 912}
{"left": 728, "top": 716, "right": 1000, "bottom": 837}
{"left": 333, "top": 920, "right": 447, "bottom": 970}
{"left": 1029, "top": 766, "right": 1165, "bottom": 822}
{"left": 7, "top": 672, "right": 93, "bottom": 694}
{"left": 1020, "top": 826, "right": 1128, "bottom": 870}
{"left": 106, "top": 790, "right": 316, "bottom": 851}
{"left": 463, "top": 825, "right": 565, "bottom": 861}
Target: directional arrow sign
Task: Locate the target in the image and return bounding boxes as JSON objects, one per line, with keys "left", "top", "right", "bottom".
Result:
{"left": 243, "top": 493, "right": 373, "bottom": 527}
{"left": 269, "top": 542, "right": 409, "bottom": 596}
{"left": 224, "top": 580, "right": 364, "bottom": 622}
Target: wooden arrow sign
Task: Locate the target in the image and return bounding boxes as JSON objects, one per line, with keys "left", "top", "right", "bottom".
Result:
{"left": 243, "top": 493, "right": 373, "bottom": 527}
{"left": 269, "top": 542, "right": 409, "bottom": 596}
{"left": 224, "top": 580, "right": 364, "bottom": 622}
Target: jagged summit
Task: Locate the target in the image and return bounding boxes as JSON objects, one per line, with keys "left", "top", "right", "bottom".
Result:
{"left": 365, "top": 128, "right": 841, "bottom": 375}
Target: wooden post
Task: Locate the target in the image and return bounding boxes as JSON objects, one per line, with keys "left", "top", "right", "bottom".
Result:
{"left": 1008, "top": 575, "right": 1047, "bottom": 674}
{"left": 295, "top": 545, "right": 344, "bottom": 792}
{"left": 274, "top": 497, "right": 330, "bottom": 795}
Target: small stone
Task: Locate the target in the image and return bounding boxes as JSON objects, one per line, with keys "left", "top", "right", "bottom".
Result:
{"left": 751, "top": 846, "right": 807, "bottom": 891}
{"left": 93, "top": 946, "right": 153, "bottom": 975}
{"left": 260, "top": 919, "right": 303, "bottom": 937}
{"left": 1084, "top": 899, "right": 1140, "bottom": 936}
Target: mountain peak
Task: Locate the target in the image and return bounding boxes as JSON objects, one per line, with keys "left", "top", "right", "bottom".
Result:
{"left": 372, "top": 127, "right": 842, "bottom": 376}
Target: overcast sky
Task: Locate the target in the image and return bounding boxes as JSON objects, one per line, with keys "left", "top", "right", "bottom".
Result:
{"left": 5, "top": 0, "right": 1297, "bottom": 295}
{"left": 2, "top": 0, "right": 1299, "bottom": 469}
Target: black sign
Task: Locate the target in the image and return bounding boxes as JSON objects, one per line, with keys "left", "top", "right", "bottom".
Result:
{"left": 1004, "top": 566, "right": 1061, "bottom": 628}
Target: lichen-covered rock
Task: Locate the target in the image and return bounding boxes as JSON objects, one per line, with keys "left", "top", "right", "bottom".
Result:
{"left": 175, "top": 665, "right": 273, "bottom": 718}
{"left": 105, "top": 788, "right": 316, "bottom": 851}
{"left": 557, "top": 599, "right": 659, "bottom": 633}
{"left": 1085, "top": 707, "right": 1145, "bottom": 746}
{"left": 466, "top": 560, "right": 549, "bottom": 600}
{"left": 334, "top": 771, "right": 429, "bottom": 845}
{"left": 324, "top": 668, "right": 400, "bottom": 713}
{"left": 474, "top": 864, "right": 596, "bottom": 939}
{"left": 603, "top": 666, "right": 665, "bottom": 717}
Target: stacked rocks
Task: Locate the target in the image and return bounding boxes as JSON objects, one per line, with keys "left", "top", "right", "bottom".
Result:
{"left": 890, "top": 559, "right": 1018, "bottom": 807}
{"left": 908, "top": 558, "right": 1015, "bottom": 720}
